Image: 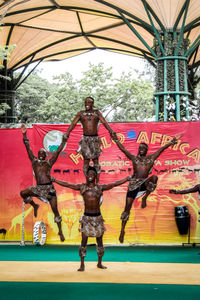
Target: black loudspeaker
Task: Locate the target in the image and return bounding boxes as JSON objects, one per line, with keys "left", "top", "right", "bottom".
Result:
{"left": 175, "top": 206, "right": 190, "bottom": 235}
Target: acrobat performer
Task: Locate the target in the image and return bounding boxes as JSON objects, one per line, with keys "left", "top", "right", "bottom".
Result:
{"left": 52, "top": 166, "right": 131, "bottom": 271}
{"left": 20, "top": 124, "right": 66, "bottom": 242}
{"left": 113, "top": 133, "right": 181, "bottom": 243}
{"left": 64, "top": 97, "right": 116, "bottom": 180}
{"left": 169, "top": 184, "right": 200, "bottom": 196}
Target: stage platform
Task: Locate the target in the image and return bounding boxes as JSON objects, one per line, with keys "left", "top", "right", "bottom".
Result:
{"left": 0, "top": 245, "right": 200, "bottom": 299}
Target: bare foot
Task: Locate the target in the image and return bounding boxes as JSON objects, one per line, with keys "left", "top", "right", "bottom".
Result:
{"left": 119, "top": 230, "right": 125, "bottom": 243}
{"left": 34, "top": 204, "right": 39, "bottom": 217}
{"left": 77, "top": 265, "right": 85, "bottom": 271}
{"left": 58, "top": 232, "right": 65, "bottom": 242}
{"left": 141, "top": 197, "right": 147, "bottom": 208}
{"left": 97, "top": 263, "right": 107, "bottom": 269}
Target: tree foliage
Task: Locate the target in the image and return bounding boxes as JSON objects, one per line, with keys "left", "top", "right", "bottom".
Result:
{"left": 15, "top": 70, "right": 56, "bottom": 123}
{"left": 0, "top": 26, "right": 16, "bottom": 115}
{"left": 15, "top": 62, "right": 155, "bottom": 123}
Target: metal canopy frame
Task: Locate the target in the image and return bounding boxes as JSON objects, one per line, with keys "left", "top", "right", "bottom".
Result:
{"left": 0, "top": 0, "right": 200, "bottom": 122}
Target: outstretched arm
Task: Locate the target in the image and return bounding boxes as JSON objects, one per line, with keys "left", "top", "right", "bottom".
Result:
{"left": 21, "top": 124, "right": 35, "bottom": 161}
{"left": 113, "top": 136, "right": 135, "bottom": 161}
{"left": 52, "top": 177, "right": 81, "bottom": 191}
{"left": 101, "top": 175, "right": 132, "bottom": 191}
{"left": 49, "top": 135, "right": 67, "bottom": 166}
{"left": 97, "top": 110, "right": 116, "bottom": 139}
{"left": 63, "top": 112, "right": 81, "bottom": 139}
{"left": 169, "top": 184, "right": 200, "bottom": 195}
{"left": 151, "top": 134, "right": 182, "bottom": 160}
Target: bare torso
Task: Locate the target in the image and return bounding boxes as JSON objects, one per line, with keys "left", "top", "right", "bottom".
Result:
{"left": 132, "top": 154, "right": 155, "bottom": 179}
{"left": 32, "top": 159, "right": 52, "bottom": 184}
{"left": 82, "top": 188, "right": 101, "bottom": 213}
{"left": 80, "top": 110, "right": 100, "bottom": 135}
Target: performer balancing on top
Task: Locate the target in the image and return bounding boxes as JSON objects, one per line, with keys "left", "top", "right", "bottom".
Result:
{"left": 113, "top": 133, "right": 182, "bottom": 243}
{"left": 52, "top": 166, "right": 132, "bottom": 271}
{"left": 64, "top": 97, "right": 116, "bottom": 181}
{"left": 20, "top": 124, "right": 66, "bottom": 242}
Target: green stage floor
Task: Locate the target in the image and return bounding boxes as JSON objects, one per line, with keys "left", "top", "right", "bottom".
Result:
{"left": 0, "top": 244, "right": 200, "bottom": 263}
{"left": 0, "top": 245, "right": 200, "bottom": 300}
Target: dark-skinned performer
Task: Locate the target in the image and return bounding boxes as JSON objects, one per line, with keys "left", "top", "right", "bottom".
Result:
{"left": 20, "top": 124, "right": 66, "bottom": 242}
{"left": 113, "top": 133, "right": 182, "bottom": 243}
{"left": 64, "top": 97, "right": 116, "bottom": 181}
{"left": 52, "top": 166, "right": 132, "bottom": 271}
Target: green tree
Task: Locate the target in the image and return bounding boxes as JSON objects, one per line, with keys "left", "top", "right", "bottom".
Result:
{"left": 104, "top": 72, "right": 154, "bottom": 122}
{"left": 0, "top": 26, "right": 16, "bottom": 115}
{"left": 37, "top": 72, "right": 80, "bottom": 123}
{"left": 15, "top": 62, "right": 155, "bottom": 123}
{"left": 37, "top": 63, "right": 155, "bottom": 123}
{"left": 15, "top": 70, "right": 56, "bottom": 123}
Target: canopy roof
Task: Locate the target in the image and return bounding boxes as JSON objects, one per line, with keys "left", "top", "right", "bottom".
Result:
{"left": 0, "top": 0, "right": 200, "bottom": 71}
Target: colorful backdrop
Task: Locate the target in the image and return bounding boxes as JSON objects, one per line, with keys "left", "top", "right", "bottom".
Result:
{"left": 0, "top": 122, "right": 200, "bottom": 245}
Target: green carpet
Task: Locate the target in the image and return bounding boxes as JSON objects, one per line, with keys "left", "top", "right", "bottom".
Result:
{"left": 1, "top": 282, "right": 200, "bottom": 300}
{"left": 0, "top": 245, "right": 200, "bottom": 263}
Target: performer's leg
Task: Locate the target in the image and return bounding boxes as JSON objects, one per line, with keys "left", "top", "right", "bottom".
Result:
{"left": 49, "top": 197, "right": 65, "bottom": 242}
{"left": 119, "top": 196, "right": 135, "bottom": 243}
{"left": 20, "top": 188, "right": 39, "bottom": 217}
{"left": 142, "top": 175, "right": 158, "bottom": 208}
{"left": 93, "top": 158, "right": 101, "bottom": 183}
{"left": 96, "top": 235, "right": 106, "bottom": 269}
{"left": 78, "top": 233, "right": 88, "bottom": 271}
{"left": 83, "top": 159, "right": 90, "bottom": 177}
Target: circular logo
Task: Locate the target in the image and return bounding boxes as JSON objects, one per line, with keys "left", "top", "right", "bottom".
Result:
{"left": 43, "top": 130, "right": 66, "bottom": 152}
{"left": 125, "top": 129, "right": 137, "bottom": 139}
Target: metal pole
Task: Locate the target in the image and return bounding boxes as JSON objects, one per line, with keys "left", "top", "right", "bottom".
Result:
{"left": 174, "top": 58, "right": 180, "bottom": 121}
{"left": 164, "top": 58, "right": 168, "bottom": 121}
{"left": 20, "top": 201, "right": 25, "bottom": 246}
{"left": 156, "top": 96, "right": 159, "bottom": 121}
{"left": 184, "top": 60, "right": 190, "bottom": 120}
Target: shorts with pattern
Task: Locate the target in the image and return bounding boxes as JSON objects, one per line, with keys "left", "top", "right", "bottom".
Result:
{"left": 77, "top": 135, "right": 102, "bottom": 160}
{"left": 25, "top": 184, "right": 56, "bottom": 204}
{"left": 79, "top": 214, "right": 106, "bottom": 237}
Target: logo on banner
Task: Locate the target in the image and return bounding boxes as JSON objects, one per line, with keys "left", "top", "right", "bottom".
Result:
{"left": 43, "top": 130, "right": 66, "bottom": 152}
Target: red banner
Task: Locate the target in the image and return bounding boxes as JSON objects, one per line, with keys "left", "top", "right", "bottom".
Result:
{"left": 0, "top": 122, "right": 200, "bottom": 244}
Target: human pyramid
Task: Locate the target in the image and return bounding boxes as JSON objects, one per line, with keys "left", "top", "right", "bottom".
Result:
{"left": 20, "top": 96, "right": 182, "bottom": 271}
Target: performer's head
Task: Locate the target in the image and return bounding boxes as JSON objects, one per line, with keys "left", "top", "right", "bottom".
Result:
{"left": 138, "top": 143, "right": 148, "bottom": 156}
{"left": 85, "top": 97, "right": 94, "bottom": 111}
{"left": 86, "top": 166, "right": 97, "bottom": 182}
{"left": 38, "top": 148, "right": 47, "bottom": 160}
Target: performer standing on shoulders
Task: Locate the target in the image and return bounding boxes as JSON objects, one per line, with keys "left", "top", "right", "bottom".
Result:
{"left": 20, "top": 124, "right": 66, "bottom": 242}
{"left": 52, "top": 166, "right": 132, "bottom": 271}
{"left": 64, "top": 97, "right": 116, "bottom": 181}
{"left": 112, "top": 133, "right": 182, "bottom": 243}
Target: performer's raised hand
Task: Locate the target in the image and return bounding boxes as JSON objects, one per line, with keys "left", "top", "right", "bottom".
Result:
{"left": 21, "top": 123, "right": 27, "bottom": 134}
{"left": 63, "top": 132, "right": 69, "bottom": 141}
{"left": 111, "top": 131, "right": 118, "bottom": 141}
{"left": 171, "top": 133, "right": 182, "bottom": 145}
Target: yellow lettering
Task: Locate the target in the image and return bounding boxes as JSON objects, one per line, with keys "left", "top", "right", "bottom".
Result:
{"left": 187, "top": 149, "right": 200, "bottom": 163}
{"left": 180, "top": 143, "right": 190, "bottom": 154}
{"left": 136, "top": 131, "right": 149, "bottom": 144}
{"left": 101, "top": 137, "right": 111, "bottom": 149}
{"left": 69, "top": 153, "right": 83, "bottom": 165}
{"left": 161, "top": 135, "right": 172, "bottom": 146}
{"left": 112, "top": 133, "right": 125, "bottom": 144}
{"left": 150, "top": 132, "right": 162, "bottom": 144}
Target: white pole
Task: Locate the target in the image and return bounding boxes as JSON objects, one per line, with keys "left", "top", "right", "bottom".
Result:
{"left": 20, "top": 201, "right": 25, "bottom": 246}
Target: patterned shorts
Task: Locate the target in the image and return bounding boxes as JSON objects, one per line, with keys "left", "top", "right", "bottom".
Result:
{"left": 25, "top": 184, "right": 56, "bottom": 204}
{"left": 77, "top": 135, "right": 102, "bottom": 160}
{"left": 79, "top": 214, "right": 106, "bottom": 237}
